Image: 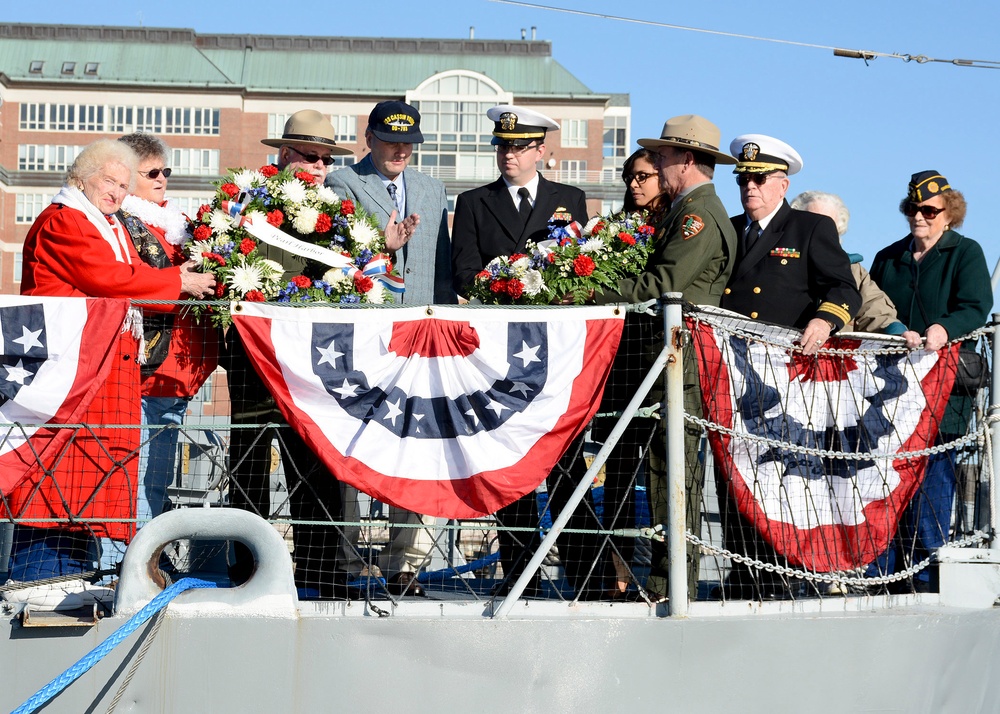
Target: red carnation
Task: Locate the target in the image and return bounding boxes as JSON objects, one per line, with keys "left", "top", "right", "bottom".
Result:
{"left": 202, "top": 252, "right": 226, "bottom": 267}
{"left": 295, "top": 171, "right": 316, "bottom": 184}
{"left": 547, "top": 254, "right": 556, "bottom": 263}
{"left": 259, "top": 165, "right": 279, "bottom": 177}
{"left": 214, "top": 282, "right": 226, "bottom": 298}
{"left": 292, "top": 275, "right": 312, "bottom": 289}
{"left": 266, "top": 209, "right": 284, "bottom": 227}
{"left": 340, "top": 199, "right": 355, "bottom": 216}
{"left": 573, "top": 255, "right": 596, "bottom": 277}
{"left": 619, "top": 231, "right": 637, "bottom": 246}
{"left": 196, "top": 204, "right": 212, "bottom": 221}
{"left": 507, "top": 279, "right": 524, "bottom": 299}
{"left": 509, "top": 253, "right": 527, "bottom": 262}
{"left": 354, "top": 273, "right": 374, "bottom": 293}
{"left": 592, "top": 221, "right": 605, "bottom": 234}
{"left": 315, "top": 213, "right": 333, "bottom": 233}
{"left": 193, "top": 224, "right": 212, "bottom": 241}
{"left": 220, "top": 182, "right": 240, "bottom": 198}
{"left": 245, "top": 290, "right": 265, "bottom": 302}
{"left": 490, "top": 279, "right": 508, "bottom": 294}
{"left": 239, "top": 238, "right": 256, "bottom": 255}
{"left": 476, "top": 270, "right": 490, "bottom": 280}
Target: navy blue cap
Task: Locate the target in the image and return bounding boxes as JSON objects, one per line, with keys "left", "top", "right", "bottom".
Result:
{"left": 368, "top": 101, "right": 424, "bottom": 144}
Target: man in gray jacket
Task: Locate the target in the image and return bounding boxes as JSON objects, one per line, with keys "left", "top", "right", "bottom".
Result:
{"left": 326, "top": 101, "right": 454, "bottom": 596}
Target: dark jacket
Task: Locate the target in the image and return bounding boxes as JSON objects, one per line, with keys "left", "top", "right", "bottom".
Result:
{"left": 451, "top": 174, "right": 588, "bottom": 295}
{"left": 722, "top": 201, "right": 861, "bottom": 331}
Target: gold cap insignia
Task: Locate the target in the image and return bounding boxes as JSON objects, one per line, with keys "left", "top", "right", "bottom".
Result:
{"left": 742, "top": 143, "right": 760, "bottom": 162}
{"left": 500, "top": 112, "right": 518, "bottom": 131}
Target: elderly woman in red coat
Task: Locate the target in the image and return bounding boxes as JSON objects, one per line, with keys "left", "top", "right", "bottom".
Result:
{"left": 4, "top": 139, "right": 214, "bottom": 590}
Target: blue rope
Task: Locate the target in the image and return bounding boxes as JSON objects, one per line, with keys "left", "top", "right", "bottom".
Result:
{"left": 418, "top": 551, "right": 499, "bottom": 582}
{"left": 12, "top": 577, "right": 217, "bottom": 714}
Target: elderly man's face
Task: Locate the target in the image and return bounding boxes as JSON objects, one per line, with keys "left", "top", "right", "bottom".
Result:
{"left": 366, "top": 132, "right": 413, "bottom": 181}
{"left": 280, "top": 143, "right": 333, "bottom": 181}
{"left": 82, "top": 162, "right": 131, "bottom": 215}
{"left": 653, "top": 146, "right": 689, "bottom": 200}
{"left": 740, "top": 171, "right": 789, "bottom": 220}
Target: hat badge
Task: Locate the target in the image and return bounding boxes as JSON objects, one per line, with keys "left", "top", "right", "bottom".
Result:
{"left": 742, "top": 143, "right": 760, "bottom": 162}
{"left": 499, "top": 112, "right": 518, "bottom": 131}
{"left": 927, "top": 181, "right": 939, "bottom": 194}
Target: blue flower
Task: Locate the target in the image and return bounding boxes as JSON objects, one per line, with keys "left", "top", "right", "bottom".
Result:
{"left": 340, "top": 295, "right": 361, "bottom": 304}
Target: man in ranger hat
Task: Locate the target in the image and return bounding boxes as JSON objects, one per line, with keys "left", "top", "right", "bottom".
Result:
{"left": 594, "top": 114, "right": 739, "bottom": 602}
{"left": 450, "top": 104, "right": 589, "bottom": 295}
{"left": 716, "top": 134, "right": 861, "bottom": 600}
{"left": 262, "top": 109, "right": 353, "bottom": 183}
{"left": 450, "top": 105, "right": 595, "bottom": 599}
{"left": 326, "top": 100, "right": 455, "bottom": 597}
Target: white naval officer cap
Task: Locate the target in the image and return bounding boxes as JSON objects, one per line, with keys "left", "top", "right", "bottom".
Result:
{"left": 730, "top": 134, "right": 803, "bottom": 175}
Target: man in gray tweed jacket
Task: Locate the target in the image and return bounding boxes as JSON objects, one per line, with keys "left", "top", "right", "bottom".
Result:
{"left": 325, "top": 101, "right": 455, "bottom": 597}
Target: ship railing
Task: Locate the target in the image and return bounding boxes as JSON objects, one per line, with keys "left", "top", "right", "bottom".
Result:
{"left": 0, "top": 298, "right": 994, "bottom": 617}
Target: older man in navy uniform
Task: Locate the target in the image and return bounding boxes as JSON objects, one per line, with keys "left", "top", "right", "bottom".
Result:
{"left": 451, "top": 105, "right": 589, "bottom": 296}
{"left": 717, "top": 134, "right": 861, "bottom": 599}
{"left": 451, "top": 106, "right": 596, "bottom": 598}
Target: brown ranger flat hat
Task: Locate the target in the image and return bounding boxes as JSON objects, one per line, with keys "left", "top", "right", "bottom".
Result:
{"left": 261, "top": 109, "right": 353, "bottom": 155}
{"left": 637, "top": 115, "right": 737, "bottom": 165}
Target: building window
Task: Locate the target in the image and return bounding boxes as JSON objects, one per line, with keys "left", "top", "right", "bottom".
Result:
{"left": 560, "top": 119, "right": 588, "bottom": 148}
{"left": 28, "top": 60, "right": 43, "bottom": 74}
{"left": 601, "top": 198, "right": 624, "bottom": 215}
{"left": 408, "top": 70, "right": 513, "bottom": 181}
{"left": 15, "top": 193, "right": 51, "bottom": 223}
{"left": 560, "top": 160, "right": 588, "bottom": 182}
{"left": 19, "top": 103, "right": 220, "bottom": 135}
{"left": 61, "top": 62, "right": 76, "bottom": 75}
{"left": 84, "top": 62, "right": 99, "bottom": 75}
{"left": 330, "top": 155, "right": 355, "bottom": 168}
{"left": 603, "top": 115, "right": 629, "bottom": 169}
{"left": 331, "top": 115, "right": 357, "bottom": 143}
{"left": 171, "top": 148, "right": 220, "bottom": 176}
{"left": 267, "top": 114, "right": 291, "bottom": 139}
{"left": 13, "top": 253, "right": 23, "bottom": 284}
{"left": 18, "top": 145, "right": 84, "bottom": 172}
{"left": 169, "top": 195, "right": 215, "bottom": 218}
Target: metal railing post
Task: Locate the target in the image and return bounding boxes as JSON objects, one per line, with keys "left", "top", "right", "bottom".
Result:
{"left": 990, "top": 314, "right": 1000, "bottom": 549}
{"left": 662, "top": 293, "right": 687, "bottom": 616}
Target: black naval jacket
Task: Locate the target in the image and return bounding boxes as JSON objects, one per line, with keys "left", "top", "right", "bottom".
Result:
{"left": 721, "top": 201, "right": 861, "bottom": 331}
{"left": 451, "top": 174, "right": 588, "bottom": 295}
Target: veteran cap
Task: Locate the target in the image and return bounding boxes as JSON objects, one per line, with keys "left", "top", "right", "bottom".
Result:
{"left": 368, "top": 101, "right": 424, "bottom": 144}
{"left": 488, "top": 104, "right": 559, "bottom": 146}
{"left": 637, "top": 115, "right": 736, "bottom": 165}
{"left": 261, "top": 109, "right": 353, "bottom": 155}
{"left": 907, "top": 170, "right": 952, "bottom": 203}
{"left": 730, "top": 134, "right": 803, "bottom": 175}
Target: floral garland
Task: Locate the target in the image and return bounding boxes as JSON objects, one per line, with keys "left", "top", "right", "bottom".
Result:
{"left": 185, "top": 165, "right": 400, "bottom": 325}
{"left": 468, "top": 210, "right": 657, "bottom": 305}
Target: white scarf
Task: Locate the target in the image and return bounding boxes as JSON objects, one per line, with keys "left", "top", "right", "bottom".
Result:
{"left": 120, "top": 194, "right": 188, "bottom": 246}
{"left": 51, "top": 185, "right": 133, "bottom": 264}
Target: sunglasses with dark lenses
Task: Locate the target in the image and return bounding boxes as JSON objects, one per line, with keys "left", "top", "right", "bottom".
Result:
{"left": 736, "top": 172, "right": 781, "bottom": 187}
{"left": 289, "top": 146, "right": 336, "bottom": 166}
{"left": 623, "top": 171, "right": 659, "bottom": 186}
{"left": 139, "top": 168, "right": 172, "bottom": 179}
{"left": 903, "top": 203, "right": 946, "bottom": 219}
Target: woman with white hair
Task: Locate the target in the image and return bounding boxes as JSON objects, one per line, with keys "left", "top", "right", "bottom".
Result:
{"left": 3, "top": 139, "right": 214, "bottom": 596}
{"left": 790, "top": 191, "right": 905, "bottom": 335}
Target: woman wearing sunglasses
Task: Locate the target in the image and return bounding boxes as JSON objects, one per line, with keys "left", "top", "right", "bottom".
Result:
{"left": 868, "top": 170, "right": 993, "bottom": 592}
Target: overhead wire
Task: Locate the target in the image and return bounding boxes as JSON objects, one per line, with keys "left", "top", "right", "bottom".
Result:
{"left": 489, "top": 0, "right": 1000, "bottom": 70}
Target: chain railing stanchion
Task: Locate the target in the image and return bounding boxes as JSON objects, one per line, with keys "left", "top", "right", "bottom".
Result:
{"left": 662, "top": 293, "right": 687, "bottom": 616}
{"left": 989, "top": 314, "right": 1000, "bottom": 550}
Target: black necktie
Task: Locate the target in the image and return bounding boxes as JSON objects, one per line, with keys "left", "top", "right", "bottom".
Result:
{"left": 517, "top": 187, "right": 532, "bottom": 223}
{"left": 745, "top": 220, "right": 761, "bottom": 252}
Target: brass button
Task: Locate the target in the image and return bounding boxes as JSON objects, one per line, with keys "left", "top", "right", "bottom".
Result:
{"left": 724, "top": 288, "right": 731, "bottom": 295}
{"left": 750, "top": 311, "right": 758, "bottom": 319}
{"left": 753, "top": 287, "right": 761, "bottom": 294}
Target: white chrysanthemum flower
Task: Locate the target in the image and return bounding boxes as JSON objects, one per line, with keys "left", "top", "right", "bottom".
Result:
{"left": 293, "top": 206, "right": 320, "bottom": 235}
{"left": 209, "top": 210, "right": 232, "bottom": 235}
{"left": 579, "top": 238, "right": 605, "bottom": 253}
{"left": 511, "top": 255, "right": 531, "bottom": 273}
{"left": 350, "top": 218, "right": 379, "bottom": 247}
{"left": 522, "top": 269, "right": 546, "bottom": 296}
{"left": 606, "top": 221, "right": 622, "bottom": 236}
{"left": 190, "top": 240, "right": 214, "bottom": 258}
{"left": 259, "top": 259, "right": 285, "bottom": 279}
{"left": 279, "top": 180, "right": 308, "bottom": 205}
{"left": 228, "top": 263, "right": 265, "bottom": 294}
{"left": 233, "top": 169, "right": 265, "bottom": 190}
{"left": 365, "top": 286, "right": 386, "bottom": 304}
{"left": 316, "top": 185, "right": 339, "bottom": 205}
{"left": 583, "top": 216, "right": 602, "bottom": 236}
{"left": 322, "top": 268, "right": 353, "bottom": 289}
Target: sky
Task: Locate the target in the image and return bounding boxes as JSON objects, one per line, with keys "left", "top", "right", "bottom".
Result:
{"left": 5, "top": 0, "right": 1000, "bottom": 289}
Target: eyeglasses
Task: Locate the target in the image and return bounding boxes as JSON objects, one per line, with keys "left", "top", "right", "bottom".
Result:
{"left": 494, "top": 143, "right": 541, "bottom": 155}
{"left": 288, "top": 146, "right": 336, "bottom": 166}
{"left": 623, "top": 171, "right": 659, "bottom": 186}
{"left": 138, "top": 168, "right": 172, "bottom": 179}
{"left": 736, "top": 172, "right": 784, "bottom": 187}
{"left": 903, "top": 202, "right": 946, "bottom": 219}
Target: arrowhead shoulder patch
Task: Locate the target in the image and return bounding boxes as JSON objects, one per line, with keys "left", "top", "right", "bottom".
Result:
{"left": 681, "top": 214, "right": 705, "bottom": 239}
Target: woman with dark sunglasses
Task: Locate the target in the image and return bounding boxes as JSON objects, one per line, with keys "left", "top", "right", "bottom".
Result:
{"left": 868, "top": 171, "right": 992, "bottom": 592}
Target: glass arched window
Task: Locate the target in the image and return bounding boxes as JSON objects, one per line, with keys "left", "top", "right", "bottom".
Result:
{"left": 406, "top": 71, "right": 513, "bottom": 182}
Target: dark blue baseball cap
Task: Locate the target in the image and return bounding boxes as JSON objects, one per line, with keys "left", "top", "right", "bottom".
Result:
{"left": 368, "top": 101, "right": 424, "bottom": 143}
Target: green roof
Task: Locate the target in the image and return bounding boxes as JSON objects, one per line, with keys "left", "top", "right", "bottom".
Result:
{"left": 0, "top": 24, "right": 599, "bottom": 99}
